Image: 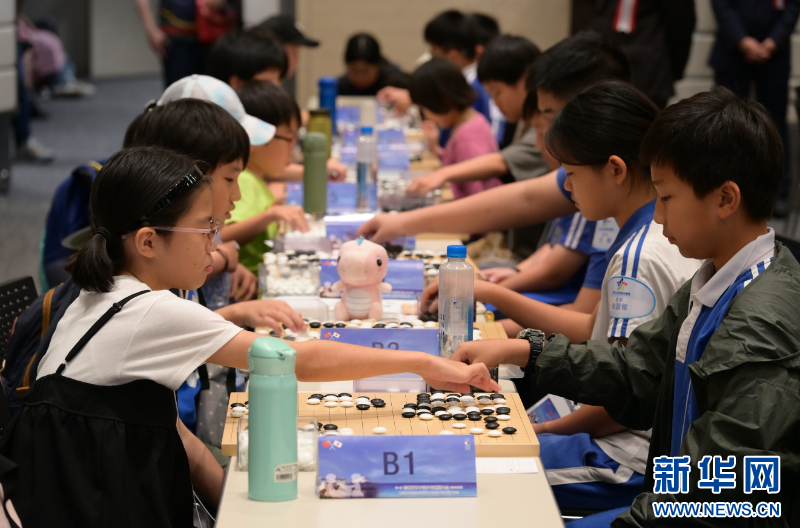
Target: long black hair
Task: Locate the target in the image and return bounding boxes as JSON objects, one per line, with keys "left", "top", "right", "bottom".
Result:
{"left": 409, "top": 58, "right": 476, "bottom": 114}
{"left": 69, "top": 146, "right": 211, "bottom": 293}
{"left": 545, "top": 81, "right": 659, "bottom": 186}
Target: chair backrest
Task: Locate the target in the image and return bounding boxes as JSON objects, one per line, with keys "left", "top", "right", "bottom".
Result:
{"left": 0, "top": 277, "right": 37, "bottom": 436}
{"left": 0, "top": 277, "right": 37, "bottom": 360}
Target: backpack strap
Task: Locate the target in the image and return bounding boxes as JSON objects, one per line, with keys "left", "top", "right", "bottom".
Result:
{"left": 15, "top": 288, "right": 56, "bottom": 398}
{"left": 55, "top": 290, "right": 149, "bottom": 376}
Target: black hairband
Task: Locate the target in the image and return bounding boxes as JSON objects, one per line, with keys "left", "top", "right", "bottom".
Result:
{"left": 96, "top": 227, "right": 111, "bottom": 240}
{"left": 140, "top": 166, "right": 204, "bottom": 222}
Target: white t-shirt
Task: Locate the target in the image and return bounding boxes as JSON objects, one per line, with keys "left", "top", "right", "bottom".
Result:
{"left": 38, "top": 275, "right": 243, "bottom": 391}
{"left": 593, "top": 220, "right": 701, "bottom": 340}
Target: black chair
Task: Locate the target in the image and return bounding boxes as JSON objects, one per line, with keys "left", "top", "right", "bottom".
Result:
{"left": 0, "top": 277, "right": 38, "bottom": 435}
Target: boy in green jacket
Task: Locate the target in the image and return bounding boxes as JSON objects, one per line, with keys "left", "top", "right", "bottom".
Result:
{"left": 454, "top": 87, "right": 800, "bottom": 526}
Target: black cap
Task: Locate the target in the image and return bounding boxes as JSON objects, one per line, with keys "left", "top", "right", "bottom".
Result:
{"left": 257, "top": 15, "right": 319, "bottom": 47}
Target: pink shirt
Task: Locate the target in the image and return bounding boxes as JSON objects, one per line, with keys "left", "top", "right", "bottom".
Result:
{"left": 440, "top": 113, "right": 502, "bottom": 200}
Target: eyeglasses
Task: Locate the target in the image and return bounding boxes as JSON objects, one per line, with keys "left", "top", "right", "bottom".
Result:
{"left": 122, "top": 219, "right": 220, "bottom": 240}
{"left": 273, "top": 133, "right": 298, "bottom": 145}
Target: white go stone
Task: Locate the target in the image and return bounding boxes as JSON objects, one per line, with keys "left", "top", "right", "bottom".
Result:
{"left": 469, "top": 428, "right": 484, "bottom": 435}
{"left": 452, "top": 423, "right": 466, "bottom": 429}
{"left": 340, "top": 401, "right": 354, "bottom": 407}
{"left": 324, "top": 401, "right": 338, "bottom": 407}
{"left": 418, "top": 413, "right": 434, "bottom": 421}
{"left": 230, "top": 410, "right": 245, "bottom": 418}
{"left": 493, "top": 398, "right": 507, "bottom": 404}
{"left": 465, "top": 406, "right": 480, "bottom": 413}
{"left": 431, "top": 392, "right": 445, "bottom": 399}
{"left": 434, "top": 410, "right": 447, "bottom": 416}
{"left": 488, "top": 430, "right": 502, "bottom": 437}
{"left": 307, "top": 398, "right": 321, "bottom": 405}
{"left": 324, "top": 395, "right": 338, "bottom": 401}
{"left": 497, "top": 414, "right": 511, "bottom": 421}
{"left": 423, "top": 321, "right": 438, "bottom": 329}
{"left": 372, "top": 427, "right": 387, "bottom": 434}
{"left": 339, "top": 395, "right": 353, "bottom": 401}
{"left": 340, "top": 428, "right": 354, "bottom": 436}
{"left": 447, "top": 406, "right": 463, "bottom": 414}
{"left": 439, "top": 430, "right": 454, "bottom": 435}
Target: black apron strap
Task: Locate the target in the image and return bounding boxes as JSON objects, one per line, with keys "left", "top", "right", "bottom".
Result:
{"left": 55, "top": 290, "right": 150, "bottom": 375}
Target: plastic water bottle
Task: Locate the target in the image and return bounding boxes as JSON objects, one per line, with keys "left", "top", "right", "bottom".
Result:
{"left": 438, "top": 245, "right": 474, "bottom": 358}
{"left": 248, "top": 337, "right": 298, "bottom": 502}
{"left": 356, "top": 126, "right": 378, "bottom": 212}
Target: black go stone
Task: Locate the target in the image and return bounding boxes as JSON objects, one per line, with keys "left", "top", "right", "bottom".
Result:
{"left": 323, "top": 424, "right": 338, "bottom": 431}
{"left": 417, "top": 403, "right": 432, "bottom": 410}
{"left": 502, "top": 427, "right": 517, "bottom": 435}
{"left": 399, "top": 322, "right": 413, "bottom": 328}
{"left": 438, "top": 413, "right": 452, "bottom": 421}
{"left": 481, "top": 408, "right": 494, "bottom": 415}
{"left": 445, "top": 397, "right": 461, "bottom": 403}
{"left": 496, "top": 406, "right": 511, "bottom": 415}
{"left": 371, "top": 399, "right": 385, "bottom": 404}
{"left": 373, "top": 323, "right": 386, "bottom": 328}
{"left": 468, "top": 414, "right": 482, "bottom": 421}
{"left": 323, "top": 322, "right": 334, "bottom": 328}
{"left": 402, "top": 411, "right": 416, "bottom": 418}
{"left": 310, "top": 393, "right": 323, "bottom": 399}
{"left": 356, "top": 404, "right": 371, "bottom": 411}
{"left": 335, "top": 322, "right": 346, "bottom": 328}
{"left": 432, "top": 406, "right": 447, "bottom": 414}
{"left": 338, "top": 393, "right": 352, "bottom": 398}
{"left": 490, "top": 394, "right": 505, "bottom": 400}
{"left": 416, "top": 409, "right": 430, "bottom": 415}
{"left": 231, "top": 403, "right": 245, "bottom": 409}
{"left": 485, "top": 422, "right": 500, "bottom": 430}
{"left": 403, "top": 403, "right": 417, "bottom": 409}
{"left": 373, "top": 402, "right": 386, "bottom": 408}
{"left": 484, "top": 416, "right": 498, "bottom": 423}
{"left": 309, "top": 322, "right": 321, "bottom": 329}
{"left": 453, "top": 413, "right": 467, "bottom": 420}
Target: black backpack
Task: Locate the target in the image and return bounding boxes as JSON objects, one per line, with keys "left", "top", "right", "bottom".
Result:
{"left": 1, "top": 278, "right": 81, "bottom": 415}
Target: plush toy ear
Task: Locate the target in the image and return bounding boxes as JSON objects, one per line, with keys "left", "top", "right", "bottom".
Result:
{"left": 357, "top": 236, "right": 365, "bottom": 245}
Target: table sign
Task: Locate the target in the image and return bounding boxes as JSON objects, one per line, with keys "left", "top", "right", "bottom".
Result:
{"left": 286, "top": 182, "right": 360, "bottom": 213}
{"left": 320, "top": 328, "right": 438, "bottom": 355}
{"left": 317, "top": 435, "right": 476, "bottom": 498}
{"left": 319, "top": 258, "right": 424, "bottom": 299}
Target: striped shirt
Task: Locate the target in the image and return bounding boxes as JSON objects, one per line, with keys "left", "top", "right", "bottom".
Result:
{"left": 670, "top": 228, "right": 775, "bottom": 456}
{"left": 593, "top": 201, "right": 701, "bottom": 340}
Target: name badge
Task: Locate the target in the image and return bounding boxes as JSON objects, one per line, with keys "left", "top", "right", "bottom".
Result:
{"left": 607, "top": 275, "right": 656, "bottom": 319}
{"left": 317, "top": 435, "right": 477, "bottom": 498}
{"left": 592, "top": 218, "right": 620, "bottom": 251}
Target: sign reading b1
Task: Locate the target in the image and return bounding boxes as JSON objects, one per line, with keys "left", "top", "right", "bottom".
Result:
{"left": 317, "top": 435, "right": 477, "bottom": 498}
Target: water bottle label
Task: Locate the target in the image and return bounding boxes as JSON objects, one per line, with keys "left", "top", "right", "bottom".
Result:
{"left": 274, "top": 462, "right": 298, "bottom": 483}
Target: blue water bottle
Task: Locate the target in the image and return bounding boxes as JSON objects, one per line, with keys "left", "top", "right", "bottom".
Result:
{"left": 248, "top": 337, "right": 298, "bottom": 502}
{"left": 318, "top": 76, "right": 338, "bottom": 134}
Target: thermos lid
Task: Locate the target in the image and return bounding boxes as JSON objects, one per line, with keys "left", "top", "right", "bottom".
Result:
{"left": 309, "top": 108, "right": 331, "bottom": 115}
{"left": 247, "top": 337, "right": 297, "bottom": 376}
{"left": 447, "top": 245, "right": 467, "bottom": 258}
{"left": 360, "top": 126, "right": 373, "bottom": 135}
{"left": 318, "top": 76, "right": 337, "bottom": 88}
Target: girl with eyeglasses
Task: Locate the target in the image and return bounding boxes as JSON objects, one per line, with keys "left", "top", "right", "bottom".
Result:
{"left": 0, "top": 146, "right": 498, "bottom": 528}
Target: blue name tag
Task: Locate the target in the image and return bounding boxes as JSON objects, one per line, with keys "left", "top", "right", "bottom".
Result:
{"left": 285, "top": 182, "right": 358, "bottom": 213}
{"left": 320, "top": 328, "right": 438, "bottom": 355}
{"left": 317, "top": 435, "right": 476, "bottom": 498}
{"left": 319, "top": 259, "right": 424, "bottom": 299}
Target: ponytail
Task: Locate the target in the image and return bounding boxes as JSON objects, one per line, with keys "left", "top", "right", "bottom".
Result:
{"left": 69, "top": 231, "right": 117, "bottom": 293}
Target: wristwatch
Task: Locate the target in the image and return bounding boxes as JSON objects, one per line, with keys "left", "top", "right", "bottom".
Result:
{"left": 516, "top": 329, "right": 545, "bottom": 372}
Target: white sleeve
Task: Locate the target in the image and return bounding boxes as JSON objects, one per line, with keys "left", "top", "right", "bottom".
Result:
{"left": 123, "top": 295, "right": 244, "bottom": 390}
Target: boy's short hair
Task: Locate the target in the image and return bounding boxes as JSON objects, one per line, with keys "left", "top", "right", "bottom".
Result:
{"left": 640, "top": 87, "right": 783, "bottom": 220}
{"left": 477, "top": 35, "right": 540, "bottom": 85}
{"left": 466, "top": 13, "right": 499, "bottom": 46}
{"left": 532, "top": 31, "right": 631, "bottom": 102}
{"left": 208, "top": 29, "right": 288, "bottom": 83}
{"left": 409, "top": 58, "right": 476, "bottom": 114}
{"left": 235, "top": 80, "right": 301, "bottom": 130}
{"left": 132, "top": 99, "right": 249, "bottom": 170}
{"left": 424, "top": 10, "right": 477, "bottom": 60}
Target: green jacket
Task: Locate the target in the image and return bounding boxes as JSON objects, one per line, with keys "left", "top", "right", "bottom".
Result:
{"left": 535, "top": 242, "right": 800, "bottom": 527}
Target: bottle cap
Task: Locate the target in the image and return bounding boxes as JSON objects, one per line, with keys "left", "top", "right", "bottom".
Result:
{"left": 360, "top": 126, "right": 373, "bottom": 135}
{"left": 318, "top": 76, "right": 338, "bottom": 88}
{"left": 248, "top": 337, "right": 297, "bottom": 376}
{"left": 447, "top": 245, "right": 467, "bottom": 259}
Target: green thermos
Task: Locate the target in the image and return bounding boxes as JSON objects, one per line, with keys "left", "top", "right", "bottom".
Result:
{"left": 303, "top": 132, "right": 328, "bottom": 216}
{"left": 247, "top": 337, "right": 298, "bottom": 502}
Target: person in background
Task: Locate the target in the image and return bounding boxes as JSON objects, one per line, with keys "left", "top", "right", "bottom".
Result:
{"left": 223, "top": 81, "right": 309, "bottom": 273}
{"left": 409, "top": 57, "right": 500, "bottom": 200}
{"left": 207, "top": 29, "right": 287, "bottom": 87}
{"left": 710, "top": 0, "right": 800, "bottom": 217}
{"left": 337, "top": 33, "right": 409, "bottom": 96}
{"left": 405, "top": 35, "right": 545, "bottom": 196}
{"left": 133, "top": 0, "right": 238, "bottom": 87}
{"left": 465, "top": 12, "right": 509, "bottom": 146}
{"left": 255, "top": 14, "right": 319, "bottom": 82}
{"left": 592, "top": 0, "right": 695, "bottom": 109}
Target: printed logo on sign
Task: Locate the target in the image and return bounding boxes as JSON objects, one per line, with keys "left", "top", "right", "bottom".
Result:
{"left": 744, "top": 457, "right": 780, "bottom": 494}
{"left": 607, "top": 276, "right": 656, "bottom": 320}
